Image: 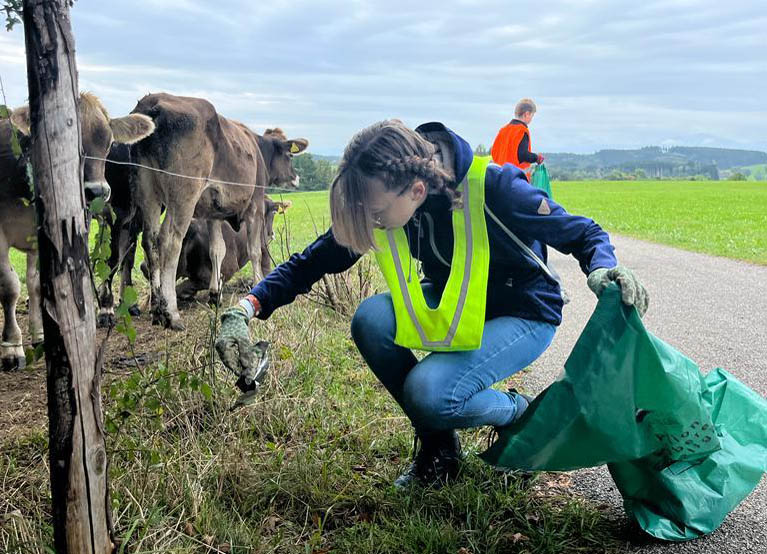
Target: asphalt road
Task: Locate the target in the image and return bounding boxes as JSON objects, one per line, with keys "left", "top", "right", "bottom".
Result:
{"left": 523, "top": 234, "right": 767, "bottom": 554}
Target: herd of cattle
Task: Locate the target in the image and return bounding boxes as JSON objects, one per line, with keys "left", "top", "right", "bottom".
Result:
{"left": 0, "top": 91, "right": 306, "bottom": 370}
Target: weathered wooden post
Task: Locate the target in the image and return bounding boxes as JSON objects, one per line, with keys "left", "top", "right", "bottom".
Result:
{"left": 21, "top": 0, "right": 113, "bottom": 552}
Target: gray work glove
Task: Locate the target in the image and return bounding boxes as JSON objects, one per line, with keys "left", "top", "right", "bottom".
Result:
{"left": 587, "top": 265, "right": 649, "bottom": 317}
{"left": 215, "top": 306, "right": 270, "bottom": 401}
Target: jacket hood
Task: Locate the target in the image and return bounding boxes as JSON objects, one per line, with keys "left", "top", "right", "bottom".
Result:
{"left": 415, "top": 121, "right": 474, "bottom": 186}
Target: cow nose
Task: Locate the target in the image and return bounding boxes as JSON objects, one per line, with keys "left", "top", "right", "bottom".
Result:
{"left": 84, "top": 181, "right": 111, "bottom": 203}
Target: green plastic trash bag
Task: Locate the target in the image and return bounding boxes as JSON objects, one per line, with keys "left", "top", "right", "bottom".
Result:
{"left": 480, "top": 285, "right": 767, "bottom": 540}
{"left": 609, "top": 367, "right": 767, "bottom": 541}
{"left": 531, "top": 163, "right": 553, "bottom": 199}
{"left": 481, "top": 285, "right": 720, "bottom": 470}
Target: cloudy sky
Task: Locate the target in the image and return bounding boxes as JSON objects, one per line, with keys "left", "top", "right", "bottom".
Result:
{"left": 1, "top": 0, "right": 765, "bottom": 155}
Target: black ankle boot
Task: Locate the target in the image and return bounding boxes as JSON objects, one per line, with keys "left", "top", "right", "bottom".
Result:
{"left": 394, "top": 430, "right": 462, "bottom": 488}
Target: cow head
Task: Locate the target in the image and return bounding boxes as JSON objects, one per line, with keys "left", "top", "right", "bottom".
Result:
{"left": 10, "top": 92, "right": 155, "bottom": 203}
{"left": 260, "top": 128, "right": 308, "bottom": 189}
{"left": 264, "top": 196, "right": 292, "bottom": 242}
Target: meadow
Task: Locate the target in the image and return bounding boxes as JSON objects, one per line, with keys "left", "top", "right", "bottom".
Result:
{"left": 552, "top": 180, "right": 767, "bottom": 265}
{"left": 272, "top": 180, "right": 767, "bottom": 265}
{"left": 1, "top": 179, "right": 764, "bottom": 553}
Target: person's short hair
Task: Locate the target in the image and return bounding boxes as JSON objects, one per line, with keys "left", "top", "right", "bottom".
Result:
{"left": 514, "top": 98, "right": 537, "bottom": 118}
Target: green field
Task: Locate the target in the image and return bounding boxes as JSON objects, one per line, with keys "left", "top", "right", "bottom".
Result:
{"left": 269, "top": 180, "right": 767, "bottom": 266}
{"left": 552, "top": 180, "right": 767, "bottom": 265}
{"left": 9, "top": 180, "right": 766, "bottom": 286}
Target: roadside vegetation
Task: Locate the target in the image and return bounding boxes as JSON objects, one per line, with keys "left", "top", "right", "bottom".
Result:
{"left": 3, "top": 179, "right": 763, "bottom": 553}
{"left": 1, "top": 189, "right": 618, "bottom": 554}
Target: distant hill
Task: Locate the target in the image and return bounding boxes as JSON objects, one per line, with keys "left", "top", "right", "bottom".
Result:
{"left": 543, "top": 146, "right": 767, "bottom": 180}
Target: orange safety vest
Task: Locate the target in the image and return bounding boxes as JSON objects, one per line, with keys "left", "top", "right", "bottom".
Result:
{"left": 491, "top": 123, "right": 532, "bottom": 170}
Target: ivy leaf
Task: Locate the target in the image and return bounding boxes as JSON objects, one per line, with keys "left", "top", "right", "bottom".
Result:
{"left": 94, "top": 259, "right": 110, "bottom": 281}
{"left": 122, "top": 286, "right": 138, "bottom": 307}
{"left": 89, "top": 196, "right": 106, "bottom": 214}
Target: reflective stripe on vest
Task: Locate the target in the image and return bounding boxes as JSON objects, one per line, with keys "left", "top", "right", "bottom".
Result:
{"left": 373, "top": 156, "right": 491, "bottom": 351}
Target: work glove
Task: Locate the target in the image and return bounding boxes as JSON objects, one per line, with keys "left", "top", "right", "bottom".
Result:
{"left": 536, "top": 154, "right": 545, "bottom": 164}
{"left": 215, "top": 306, "right": 270, "bottom": 403}
{"left": 587, "top": 265, "right": 649, "bottom": 317}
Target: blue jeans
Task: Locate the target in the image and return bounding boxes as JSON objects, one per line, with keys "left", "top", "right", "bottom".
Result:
{"left": 350, "top": 285, "right": 556, "bottom": 434}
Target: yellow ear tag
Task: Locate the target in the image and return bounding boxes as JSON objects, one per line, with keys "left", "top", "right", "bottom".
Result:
{"left": 290, "top": 142, "right": 300, "bottom": 154}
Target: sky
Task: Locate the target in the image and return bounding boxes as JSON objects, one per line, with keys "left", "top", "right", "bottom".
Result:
{"left": 1, "top": 0, "right": 765, "bottom": 156}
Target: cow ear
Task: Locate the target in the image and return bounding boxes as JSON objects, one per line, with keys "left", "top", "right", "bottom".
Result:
{"left": 284, "top": 138, "right": 308, "bottom": 155}
{"left": 10, "top": 105, "right": 31, "bottom": 136}
{"left": 110, "top": 113, "right": 156, "bottom": 144}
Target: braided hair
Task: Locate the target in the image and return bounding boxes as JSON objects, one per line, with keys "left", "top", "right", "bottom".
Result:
{"left": 330, "top": 119, "right": 457, "bottom": 254}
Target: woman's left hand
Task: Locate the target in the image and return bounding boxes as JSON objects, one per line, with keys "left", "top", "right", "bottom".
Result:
{"left": 587, "top": 265, "right": 649, "bottom": 317}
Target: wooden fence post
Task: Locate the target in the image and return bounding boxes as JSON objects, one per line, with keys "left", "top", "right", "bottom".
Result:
{"left": 21, "top": 0, "right": 113, "bottom": 552}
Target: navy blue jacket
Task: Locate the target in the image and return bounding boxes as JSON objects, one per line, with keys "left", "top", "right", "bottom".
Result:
{"left": 250, "top": 123, "right": 617, "bottom": 326}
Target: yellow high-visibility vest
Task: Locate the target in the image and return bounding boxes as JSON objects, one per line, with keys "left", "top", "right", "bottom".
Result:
{"left": 373, "top": 156, "right": 490, "bottom": 351}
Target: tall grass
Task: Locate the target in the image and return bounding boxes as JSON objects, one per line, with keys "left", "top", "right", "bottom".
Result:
{"left": 1, "top": 190, "right": 620, "bottom": 553}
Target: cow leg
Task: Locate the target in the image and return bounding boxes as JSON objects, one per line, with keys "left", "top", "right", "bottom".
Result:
{"left": 176, "top": 278, "right": 202, "bottom": 302}
{"left": 25, "top": 251, "right": 44, "bottom": 346}
{"left": 98, "top": 213, "right": 140, "bottom": 326}
{"left": 155, "top": 202, "right": 196, "bottom": 330}
{"left": 206, "top": 219, "right": 226, "bottom": 306}
{"left": 245, "top": 205, "right": 265, "bottom": 283}
{"left": 96, "top": 279, "right": 115, "bottom": 327}
{"left": 119, "top": 229, "right": 141, "bottom": 316}
{"left": 0, "top": 237, "right": 25, "bottom": 370}
{"left": 116, "top": 212, "right": 141, "bottom": 316}
{"left": 136, "top": 183, "right": 164, "bottom": 327}
{"left": 260, "top": 240, "right": 272, "bottom": 278}
{"left": 96, "top": 213, "right": 120, "bottom": 328}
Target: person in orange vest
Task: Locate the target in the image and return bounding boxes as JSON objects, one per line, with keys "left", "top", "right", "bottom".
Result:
{"left": 490, "top": 98, "right": 543, "bottom": 176}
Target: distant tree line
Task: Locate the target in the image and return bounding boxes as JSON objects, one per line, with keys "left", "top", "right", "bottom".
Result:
{"left": 275, "top": 153, "right": 337, "bottom": 192}
{"left": 285, "top": 146, "right": 765, "bottom": 191}
{"left": 543, "top": 146, "right": 767, "bottom": 181}
{"left": 548, "top": 164, "right": 722, "bottom": 181}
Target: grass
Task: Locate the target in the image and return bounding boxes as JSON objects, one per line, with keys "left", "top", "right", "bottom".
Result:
{"left": 0, "top": 191, "right": 620, "bottom": 554}
{"left": 552, "top": 180, "right": 767, "bottom": 265}
{"left": 3, "top": 179, "right": 763, "bottom": 553}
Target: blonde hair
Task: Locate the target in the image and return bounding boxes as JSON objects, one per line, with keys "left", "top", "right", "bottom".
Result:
{"left": 514, "top": 98, "right": 537, "bottom": 118}
{"left": 329, "top": 119, "right": 454, "bottom": 254}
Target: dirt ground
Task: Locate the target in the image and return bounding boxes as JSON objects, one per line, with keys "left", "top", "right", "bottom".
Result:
{"left": 0, "top": 289, "right": 234, "bottom": 444}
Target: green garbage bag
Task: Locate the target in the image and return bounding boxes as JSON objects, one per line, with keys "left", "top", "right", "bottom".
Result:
{"left": 531, "top": 163, "right": 553, "bottom": 199}
{"left": 610, "top": 367, "right": 767, "bottom": 540}
{"left": 480, "top": 285, "right": 767, "bottom": 540}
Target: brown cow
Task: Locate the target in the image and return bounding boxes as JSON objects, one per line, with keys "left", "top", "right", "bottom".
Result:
{"left": 0, "top": 93, "right": 154, "bottom": 369}
{"left": 130, "top": 92, "right": 307, "bottom": 329}
{"left": 174, "top": 197, "right": 292, "bottom": 302}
